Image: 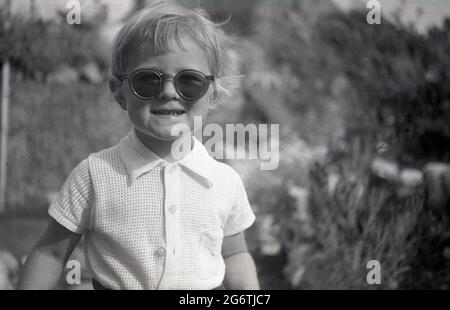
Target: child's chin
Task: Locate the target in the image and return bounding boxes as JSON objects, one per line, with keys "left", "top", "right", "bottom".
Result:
{"left": 152, "top": 130, "right": 183, "bottom": 141}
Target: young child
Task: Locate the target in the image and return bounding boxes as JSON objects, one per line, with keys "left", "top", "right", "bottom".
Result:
{"left": 17, "top": 1, "right": 259, "bottom": 290}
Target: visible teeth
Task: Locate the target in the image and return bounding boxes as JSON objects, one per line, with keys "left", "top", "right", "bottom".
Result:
{"left": 153, "top": 111, "right": 184, "bottom": 116}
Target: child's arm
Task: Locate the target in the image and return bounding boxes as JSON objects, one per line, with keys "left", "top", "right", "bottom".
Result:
{"left": 17, "top": 219, "right": 81, "bottom": 290}
{"left": 222, "top": 232, "right": 260, "bottom": 290}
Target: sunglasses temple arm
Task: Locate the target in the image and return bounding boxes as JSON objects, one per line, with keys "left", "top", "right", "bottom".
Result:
{"left": 116, "top": 74, "right": 128, "bottom": 81}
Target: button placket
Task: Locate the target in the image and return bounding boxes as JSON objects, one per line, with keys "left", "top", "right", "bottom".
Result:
{"left": 169, "top": 203, "right": 177, "bottom": 215}
{"left": 167, "top": 164, "right": 178, "bottom": 174}
{"left": 159, "top": 163, "right": 181, "bottom": 289}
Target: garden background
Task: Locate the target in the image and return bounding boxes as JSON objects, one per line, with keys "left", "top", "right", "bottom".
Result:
{"left": 1, "top": 0, "right": 450, "bottom": 289}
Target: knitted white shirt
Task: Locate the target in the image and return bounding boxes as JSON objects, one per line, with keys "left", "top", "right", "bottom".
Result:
{"left": 48, "top": 129, "right": 255, "bottom": 290}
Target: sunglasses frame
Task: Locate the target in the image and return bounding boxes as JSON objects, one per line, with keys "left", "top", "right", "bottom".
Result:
{"left": 117, "top": 68, "right": 215, "bottom": 101}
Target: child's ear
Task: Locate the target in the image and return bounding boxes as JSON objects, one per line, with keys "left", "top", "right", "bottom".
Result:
{"left": 109, "top": 76, "right": 127, "bottom": 111}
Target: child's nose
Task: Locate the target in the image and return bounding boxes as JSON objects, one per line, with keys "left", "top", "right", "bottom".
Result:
{"left": 158, "top": 79, "right": 179, "bottom": 100}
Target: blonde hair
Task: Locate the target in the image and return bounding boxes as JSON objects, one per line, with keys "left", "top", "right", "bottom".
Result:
{"left": 111, "top": 0, "right": 241, "bottom": 103}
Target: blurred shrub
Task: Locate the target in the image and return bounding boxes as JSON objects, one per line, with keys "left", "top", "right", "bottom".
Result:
{"left": 0, "top": 8, "right": 108, "bottom": 79}
{"left": 234, "top": 1, "right": 450, "bottom": 289}
{"left": 244, "top": 0, "right": 345, "bottom": 146}
{"left": 294, "top": 158, "right": 425, "bottom": 289}
{"left": 244, "top": 134, "right": 429, "bottom": 289}
{"left": 0, "top": 11, "right": 128, "bottom": 213}
{"left": 241, "top": 2, "right": 450, "bottom": 164}
{"left": 316, "top": 11, "right": 450, "bottom": 165}
{"left": 6, "top": 77, "right": 129, "bottom": 213}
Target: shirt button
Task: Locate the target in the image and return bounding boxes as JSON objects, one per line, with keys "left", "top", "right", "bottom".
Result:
{"left": 169, "top": 204, "right": 177, "bottom": 214}
{"left": 155, "top": 246, "right": 166, "bottom": 257}
{"left": 167, "top": 164, "right": 178, "bottom": 174}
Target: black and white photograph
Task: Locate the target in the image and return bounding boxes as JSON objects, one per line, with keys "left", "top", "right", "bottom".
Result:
{"left": 0, "top": 0, "right": 450, "bottom": 295}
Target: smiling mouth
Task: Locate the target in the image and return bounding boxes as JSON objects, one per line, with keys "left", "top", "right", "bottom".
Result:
{"left": 151, "top": 110, "right": 186, "bottom": 116}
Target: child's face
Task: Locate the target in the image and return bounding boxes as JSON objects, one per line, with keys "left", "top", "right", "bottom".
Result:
{"left": 117, "top": 37, "right": 213, "bottom": 141}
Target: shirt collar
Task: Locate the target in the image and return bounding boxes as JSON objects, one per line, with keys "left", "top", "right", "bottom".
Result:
{"left": 118, "top": 129, "right": 165, "bottom": 182}
{"left": 178, "top": 137, "right": 214, "bottom": 188}
{"left": 119, "top": 129, "right": 214, "bottom": 187}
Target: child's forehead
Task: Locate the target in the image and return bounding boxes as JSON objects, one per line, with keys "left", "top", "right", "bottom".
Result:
{"left": 124, "top": 36, "right": 211, "bottom": 72}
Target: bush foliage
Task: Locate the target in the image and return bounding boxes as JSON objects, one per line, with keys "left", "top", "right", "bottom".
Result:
{"left": 0, "top": 8, "right": 108, "bottom": 79}
{"left": 237, "top": 2, "right": 450, "bottom": 289}
{"left": 7, "top": 78, "right": 129, "bottom": 212}
{"left": 1, "top": 9, "right": 127, "bottom": 213}
{"left": 317, "top": 11, "right": 450, "bottom": 165}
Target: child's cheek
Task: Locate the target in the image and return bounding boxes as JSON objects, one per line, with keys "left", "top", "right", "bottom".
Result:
{"left": 192, "top": 97, "right": 211, "bottom": 117}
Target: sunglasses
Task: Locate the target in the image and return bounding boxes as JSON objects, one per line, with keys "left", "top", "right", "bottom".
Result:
{"left": 117, "top": 69, "right": 215, "bottom": 101}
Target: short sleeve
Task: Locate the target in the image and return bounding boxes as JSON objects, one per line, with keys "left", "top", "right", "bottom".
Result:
{"left": 48, "top": 159, "right": 94, "bottom": 234}
{"left": 223, "top": 172, "right": 256, "bottom": 237}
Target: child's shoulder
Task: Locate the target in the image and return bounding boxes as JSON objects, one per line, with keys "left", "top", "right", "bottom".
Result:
{"left": 87, "top": 140, "right": 125, "bottom": 169}
{"left": 206, "top": 157, "right": 244, "bottom": 184}
{"left": 73, "top": 139, "right": 124, "bottom": 174}
{"left": 88, "top": 143, "right": 121, "bottom": 161}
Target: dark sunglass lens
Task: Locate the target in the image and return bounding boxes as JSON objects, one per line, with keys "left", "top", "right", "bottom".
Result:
{"left": 131, "top": 71, "right": 161, "bottom": 98}
{"left": 177, "top": 72, "right": 208, "bottom": 100}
